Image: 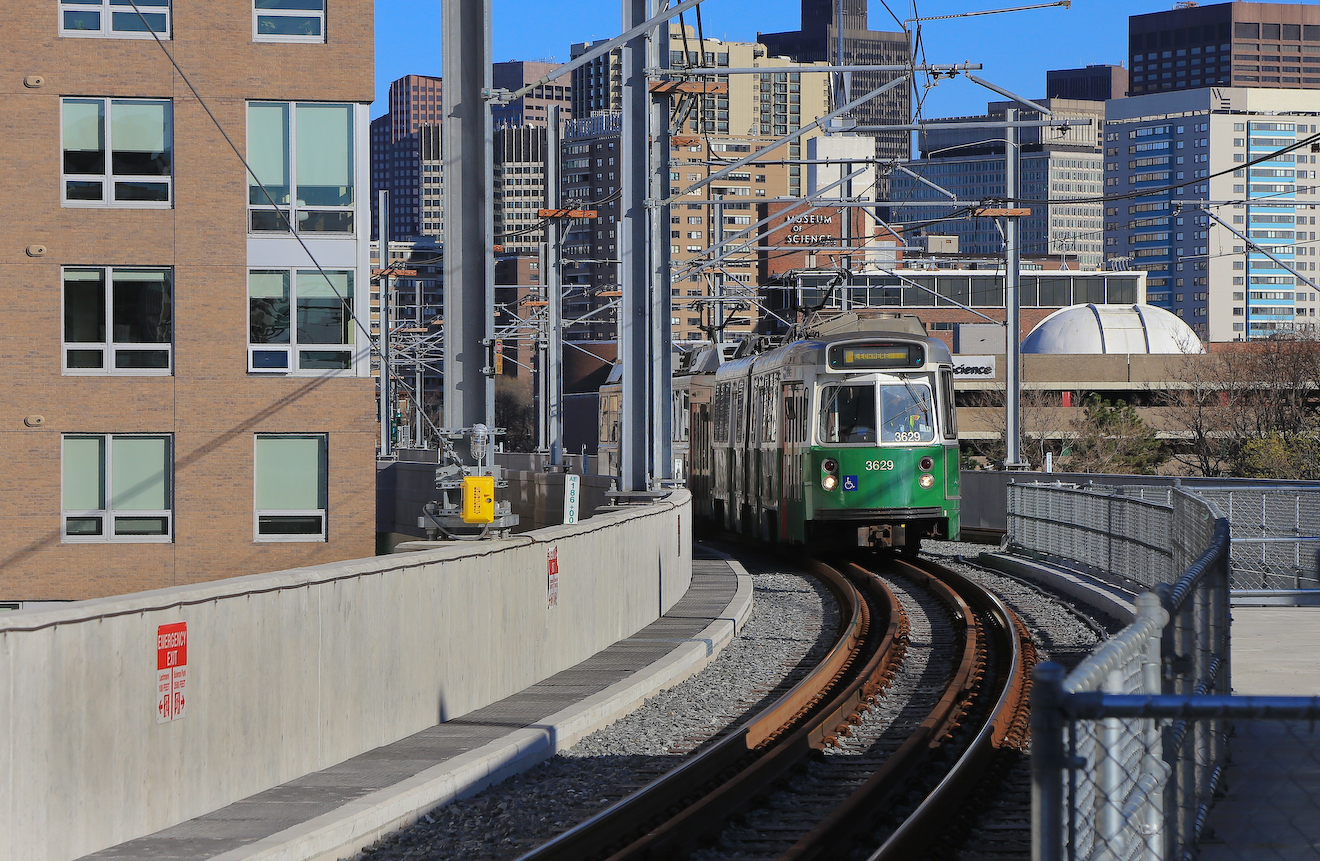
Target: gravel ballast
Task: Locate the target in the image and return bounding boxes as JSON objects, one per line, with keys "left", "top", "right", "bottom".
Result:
{"left": 354, "top": 545, "right": 837, "bottom": 861}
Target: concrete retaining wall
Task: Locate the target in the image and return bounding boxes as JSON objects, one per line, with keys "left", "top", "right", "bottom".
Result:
{"left": 0, "top": 492, "right": 691, "bottom": 861}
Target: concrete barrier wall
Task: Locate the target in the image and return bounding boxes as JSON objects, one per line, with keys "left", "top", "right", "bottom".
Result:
{"left": 0, "top": 492, "right": 691, "bottom": 861}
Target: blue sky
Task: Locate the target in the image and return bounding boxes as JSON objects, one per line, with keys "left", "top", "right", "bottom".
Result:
{"left": 372, "top": 0, "right": 1165, "bottom": 119}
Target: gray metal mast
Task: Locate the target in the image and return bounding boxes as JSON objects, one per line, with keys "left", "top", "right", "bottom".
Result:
{"left": 546, "top": 104, "right": 564, "bottom": 467}
{"left": 650, "top": 0, "right": 673, "bottom": 483}
{"left": 619, "top": 0, "right": 652, "bottom": 492}
{"left": 378, "top": 189, "right": 392, "bottom": 458}
{"left": 713, "top": 197, "right": 725, "bottom": 344}
{"left": 414, "top": 275, "right": 425, "bottom": 447}
{"left": 1004, "top": 107, "right": 1024, "bottom": 468}
{"left": 442, "top": 0, "right": 495, "bottom": 443}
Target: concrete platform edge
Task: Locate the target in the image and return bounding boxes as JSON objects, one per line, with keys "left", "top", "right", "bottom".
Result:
{"left": 211, "top": 564, "right": 755, "bottom": 861}
{"left": 977, "top": 551, "right": 1139, "bottom": 624}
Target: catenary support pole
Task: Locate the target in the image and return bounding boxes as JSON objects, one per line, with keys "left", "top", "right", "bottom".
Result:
{"left": 650, "top": 0, "right": 672, "bottom": 483}
{"left": 1005, "top": 107, "right": 1024, "bottom": 468}
{"left": 546, "top": 105, "right": 564, "bottom": 467}
{"left": 379, "top": 189, "right": 392, "bottom": 458}
{"left": 620, "top": 0, "right": 651, "bottom": 491}
{"left": 442, "top": 0, "right": 495, "bottom": 448}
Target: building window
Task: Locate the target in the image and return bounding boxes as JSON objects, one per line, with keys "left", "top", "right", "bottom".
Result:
{"left": 253, "top": 0, "right": 325, "bottom": 42}
{"left": 62, "top": 434, "right": 172, "bottom": 542}
{"left": 63, "top": 267, "right": 172, "bottom": 374}
{"left": 255, "top": 434, "right": 327, "bottom": 540}
{"left": 60, "top": 0, "right": 170, "bottom": 37}
{"left": 247, "top": 102, "right": 354, "bottom": 233}
{"left": 62, "top": 98, "right": 172, "bottom": 206}
{"left": 249, "top": 269, "right": 355, "bottom": 372}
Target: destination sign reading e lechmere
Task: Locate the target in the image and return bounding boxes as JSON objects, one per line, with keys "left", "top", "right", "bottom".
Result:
{"left": 827, "top": 341, "right": 925, "bottom": 370}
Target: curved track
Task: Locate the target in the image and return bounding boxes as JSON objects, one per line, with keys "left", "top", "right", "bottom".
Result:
{"left": 514, "top": 552, "right": 1036, "bottom": 861}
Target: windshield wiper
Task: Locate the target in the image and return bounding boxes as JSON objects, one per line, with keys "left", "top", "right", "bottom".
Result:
{"left": 901, "top": 378, "right": 931, "bottom": 423}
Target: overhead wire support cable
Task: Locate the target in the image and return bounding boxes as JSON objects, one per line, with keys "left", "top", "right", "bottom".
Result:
{"left": 663, "top": 75, "right": 910, "bottom": 206}
{"left": 660, "top": 63, "right": 982, "bottom": 76}
{"left": 490, "top": 0, "right": 707, "bottom": 104}
{"left": 119, "top": 0, "right": 406, "bottom": 390}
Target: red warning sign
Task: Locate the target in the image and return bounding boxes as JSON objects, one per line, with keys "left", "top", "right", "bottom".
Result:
{"left": 156, "top": 622, "right": 188, "bottom": 723}
{"left": 547, "top": 546, "right": 559, "bottom": 608}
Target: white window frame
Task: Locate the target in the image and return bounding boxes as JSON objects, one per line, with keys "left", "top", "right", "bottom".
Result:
{"left": 253, "top": 434, "right": 327, "bottom": 542}
{"left": 59, "top": 0, "right": 171, "bottom": 39}
{"left": 252, "top": 0, "right": 326, "bottom": 44}
{"left": 246, "top": 101, "right": 354, "bottom": 233}
{"left": 62, "top": 97, "right": 173, "bottom": 208}
{"left": 61, "top": 434, "right": 173, "bottom": 543}
{"left": 62, "top": 266, "right": 173, "bottom": 375}
{"left": 247, "top": 268, "right": 356, "bottom": 374}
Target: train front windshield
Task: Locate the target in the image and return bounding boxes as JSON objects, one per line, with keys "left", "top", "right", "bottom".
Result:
{"left": 820, "top": 381, "right": 936, "bottom": 445}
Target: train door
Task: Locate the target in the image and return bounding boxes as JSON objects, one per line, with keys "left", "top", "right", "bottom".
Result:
{"left": 940, "top": 367, "right": 961, "bottom": 502}
{"left": 780, "top": 380, "right": 805, "bottom": 543}
{"left": 711, "top": 381, "right": 730, "bottom": 528}
{"left": 732, "top": 376, "right": 748, "bottom": 531}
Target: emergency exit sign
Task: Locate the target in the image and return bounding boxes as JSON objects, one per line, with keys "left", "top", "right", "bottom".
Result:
{"left": 156, "top": 622, "right": 188, "bottom": 723}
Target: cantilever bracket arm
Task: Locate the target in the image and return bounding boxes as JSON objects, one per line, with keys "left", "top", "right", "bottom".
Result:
{"left": 965, "top": 74, "right": 1053, "bottom": 117}
{"left": 1199, "top": 207, "right": 1320, "bottom": 290}
{"left": 662, "top": 74, "right": 910, "bottom": 206}
{"left": 487, "top": 0, "right": 707, "bottom": 104}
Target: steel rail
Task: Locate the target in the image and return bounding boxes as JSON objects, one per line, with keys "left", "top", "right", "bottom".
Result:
{"left": 777, "top": 557, "right": 991, "bottom": 860}
{"left": 516, "top": 553, "right": 1033, "bottom": 861}
{"left": 513, "top": 558, "right": 893, "bottom": 861}
{"left": 864, "top": 558, "right": 1037, "bottom": 861}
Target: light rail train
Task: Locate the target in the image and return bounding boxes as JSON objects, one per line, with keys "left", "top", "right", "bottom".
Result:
{"left": 601, "top": 314, "right": 961, "bottom": 554}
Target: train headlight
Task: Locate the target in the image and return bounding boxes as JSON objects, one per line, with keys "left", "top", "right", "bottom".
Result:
{"left": 919, "top": 456, "right": 934, "bottom": 471}
{"left": 821, "top": 458, "right": 839, "bottom": 491}
{"left": 918, "top": 473, "right": 935, "bottom": 489}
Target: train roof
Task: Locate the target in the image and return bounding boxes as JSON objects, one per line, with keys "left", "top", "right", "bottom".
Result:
{"left": 715, "top": 329, "right": 953, "bottom": 378}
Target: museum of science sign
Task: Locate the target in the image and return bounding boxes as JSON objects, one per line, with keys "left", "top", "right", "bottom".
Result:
{"left": 781, "top": 213, "right": 839, "bottom": 244}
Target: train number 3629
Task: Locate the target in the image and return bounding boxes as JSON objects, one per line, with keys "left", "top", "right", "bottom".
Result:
{"left": 865, "top": 460, "right": 896, "bottom": 471}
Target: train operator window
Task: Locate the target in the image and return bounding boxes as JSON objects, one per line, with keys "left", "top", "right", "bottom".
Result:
{"left": 819, "top": 384, "right": 876, "bottom": 444}
{"left": 879, "top": 383, "right": 935, "bottom": 444}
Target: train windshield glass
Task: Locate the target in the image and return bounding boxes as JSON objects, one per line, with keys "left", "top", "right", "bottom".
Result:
{"left": 819, "top": 384, "right": 876, "bottom": 444}
{"left": 880, "top": 382, "right": 936, "bottom": 443}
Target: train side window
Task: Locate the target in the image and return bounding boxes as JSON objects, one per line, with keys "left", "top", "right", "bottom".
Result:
{"left": 713, "top": 383, "right": 729, "bottom": 444}
{"left": 732, "top": 380, "right": 746, "bottom": 445}
{"left": 940, "top": 369, "right": 958, "bottom": 439}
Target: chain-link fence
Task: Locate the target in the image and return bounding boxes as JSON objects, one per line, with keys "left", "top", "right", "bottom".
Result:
{"left": 1036, "top": 686, "right": 1320, "bottom": 861}
{"left": 1019, "top": 482, "right": 1236, "bottom": 859}
{"left": 1006, "top": 482, "right": 1174, "bottom": 590}
{"left": 1010, "top": 480, "right": 1320, "bottom": 592}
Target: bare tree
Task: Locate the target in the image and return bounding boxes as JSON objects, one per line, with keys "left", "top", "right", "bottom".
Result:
{"left": 1160, "top": 338, "right": 1320, "bottom": 478}
{"left": 961, "top": 386, "right": 1072, "bottom": 470}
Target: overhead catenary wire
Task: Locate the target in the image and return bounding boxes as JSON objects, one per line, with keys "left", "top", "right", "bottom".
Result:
{"left": 121, "top": 0, "right": 449, "bottom": 444}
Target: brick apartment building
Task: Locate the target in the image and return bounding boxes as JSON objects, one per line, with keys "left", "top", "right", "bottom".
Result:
{"left": 4, "top": 0, "right": 377, "bottom": 599}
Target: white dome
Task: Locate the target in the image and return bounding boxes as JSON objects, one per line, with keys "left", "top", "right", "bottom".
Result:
{"left": 1022, "top": 304, "right": 1204, "bottom": 355}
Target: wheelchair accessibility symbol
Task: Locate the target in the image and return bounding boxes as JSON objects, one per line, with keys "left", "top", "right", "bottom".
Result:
{"left": 842, "top": 475, "right": 859, "bottom": 492}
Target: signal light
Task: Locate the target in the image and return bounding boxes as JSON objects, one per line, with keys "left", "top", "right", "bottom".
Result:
{"left": 821, "top": 458, "right": 839, "bottom": 491}
{"left": 920, "top": 456, "right": 934, "bottom": 471}
{"left": 919, "top": 473, "right": 935, "bottom": 489}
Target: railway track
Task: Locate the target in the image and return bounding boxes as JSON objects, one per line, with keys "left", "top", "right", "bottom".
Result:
{"left": 514, "top": 552, "right": 1037, "bottom": 861}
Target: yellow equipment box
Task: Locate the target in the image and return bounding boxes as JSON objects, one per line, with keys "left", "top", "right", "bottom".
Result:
{"left": 461, "top": 475, "right": 496, "bottom": 523}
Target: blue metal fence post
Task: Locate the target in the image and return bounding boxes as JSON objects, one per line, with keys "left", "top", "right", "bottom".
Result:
{"left": 1033, "top": 661, "right": 1067, "bottom": 861}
